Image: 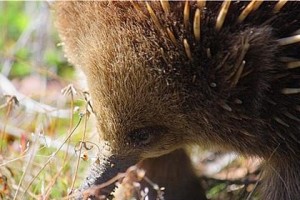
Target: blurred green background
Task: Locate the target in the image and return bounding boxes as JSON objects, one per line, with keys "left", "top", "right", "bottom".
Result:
{"left": 0, "top": 1, "right": 73, "bottom": 79}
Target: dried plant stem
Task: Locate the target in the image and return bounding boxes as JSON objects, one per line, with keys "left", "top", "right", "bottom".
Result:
{"left": 0, "top": 96, "right": 14, "bottom": 152}
{"left": 70, "top": 104, "right": 90, "bottom": 192}
{"left": 20, "top": 114, "right": 83, "bottom": 198}
{"left": 13, "top": 132, "right": 40, "bottom": 200}
{"left": 43, "top": 91, "right": 75, "bottom": 198}
{"left": 63, "top": 92, "right": 75, "bottom": 163}
{"left": 43, "top": 164, "right": 66, "bottom": 199}
{"left": 63, "top": 172, "right": 125, "bottom": 200}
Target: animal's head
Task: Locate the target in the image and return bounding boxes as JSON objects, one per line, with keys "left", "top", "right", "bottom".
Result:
{"left": 53, "top": 1, "right": 286, "bottom": 195}
{"left": 54, "top": 2, "right": 199, "bottom": 189}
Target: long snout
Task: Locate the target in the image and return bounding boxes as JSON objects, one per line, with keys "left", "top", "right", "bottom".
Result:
{"left": 76, "top": 155, "right": 138, "bottom": 199}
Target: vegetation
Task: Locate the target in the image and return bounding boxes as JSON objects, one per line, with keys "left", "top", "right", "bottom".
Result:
{"left": 0, "top": 2, "right": 92, "bottom": 199}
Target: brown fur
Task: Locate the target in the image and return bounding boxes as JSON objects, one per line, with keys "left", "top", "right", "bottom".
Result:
{"left": 114, "top": 149, "right": 206, "bottom": 200}
{"left": 53, "top": 1, "right": 300, "bottom": 199}
{"left": 137, "top": 149, "right": 206, "bottom": 200}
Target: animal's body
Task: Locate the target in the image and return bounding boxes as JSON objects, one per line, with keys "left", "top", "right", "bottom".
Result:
{"left": 53, "top": 1, "right": 300, "bottom": 199}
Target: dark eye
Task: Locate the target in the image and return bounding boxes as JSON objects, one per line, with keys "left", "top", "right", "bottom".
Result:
{"left": 128, "top": 126, "right": 165, "bottom": 146}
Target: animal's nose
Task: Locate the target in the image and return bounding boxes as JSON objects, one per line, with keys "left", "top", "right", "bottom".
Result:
{"left": 75, "top": 154, "right": 138, "bottom": 200}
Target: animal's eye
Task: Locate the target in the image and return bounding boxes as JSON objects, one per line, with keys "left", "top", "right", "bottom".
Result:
{"left": 128, "top": 126, "right": 165, "bottom": 146}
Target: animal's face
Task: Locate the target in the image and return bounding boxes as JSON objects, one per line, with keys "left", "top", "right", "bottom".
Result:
{"left": 53, "top": 2, "right": 208, "bottom": 191}
{"left": 53, "top": 2, "right": 193, "bottom": 160}
{"left": 85, "top": 48, "right": 188, "bottom": 160}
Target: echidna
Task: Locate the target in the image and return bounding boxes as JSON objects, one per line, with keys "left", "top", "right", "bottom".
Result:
{"left": 53, "top": 1, "right": 300, "bottom": 200}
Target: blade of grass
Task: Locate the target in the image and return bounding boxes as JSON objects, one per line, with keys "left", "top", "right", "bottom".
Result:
{"left": 18, "top": 113, "right": 83, "bottom": 199}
